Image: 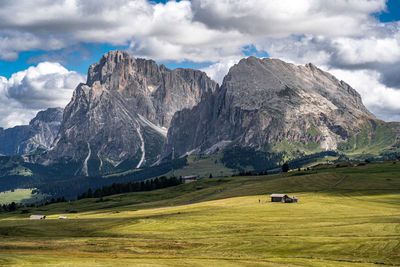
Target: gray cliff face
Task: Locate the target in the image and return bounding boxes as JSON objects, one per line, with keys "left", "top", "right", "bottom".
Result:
{"left": 165, "top": 57, "right": 377, "bottom": 158}
{"left": 47, "top": 51, "right": 217, "bottom": 175}
{"left": 0, "top": 108, "right": 63, "bottom": 155}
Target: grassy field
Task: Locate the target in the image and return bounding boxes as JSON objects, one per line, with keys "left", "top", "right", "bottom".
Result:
{"left": 0, "top": 188, "right": 47, "bottom": 205}
{"left": 165, "top": 154, "right": 236, "bottom": 178}
{"left": 0, "top": 161, "right": 399, "bottom": 266}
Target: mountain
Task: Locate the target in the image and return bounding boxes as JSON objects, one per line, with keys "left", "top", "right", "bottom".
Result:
{"left": 0, "top": 108, "right": 63, "bottom": 155}
{"left": 43, "top": 51, "right": 217, "bottom": 176}
{"left": 164, "top": 57, "right": 400, "bottom": 159}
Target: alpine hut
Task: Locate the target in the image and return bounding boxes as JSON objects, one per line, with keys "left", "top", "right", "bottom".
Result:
{"left": 30, "top": 215, "right": 46, "bottom": 220}
{"left": 270, "top": 194, "right": 299, "bottom": 203}
{"left": 270, "top": 194, "right": 287, "bottom": 202}
{"left": 285, "top": 196, "right": 298, "bottom": 203}
{"left": 182, "top": 175, "right": 198, "bottom": 183}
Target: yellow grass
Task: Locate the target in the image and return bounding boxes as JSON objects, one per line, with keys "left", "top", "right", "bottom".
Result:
{"left": 0, "top": 161, "right": 399, "bottom": 266}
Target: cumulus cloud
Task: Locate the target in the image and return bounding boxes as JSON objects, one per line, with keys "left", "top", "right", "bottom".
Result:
{"left": 328, "top": 68, "right": 400, "bottom": 122}
{"left": 201, "top": 57, "right": 242, "bottom": 84}
{"left": 191, "top": 0, "right": 386, "bottom": 37}
{"left": 0, "top": 0, "right": 387, "bottom": 62}
{"left": 0, "top": 62, "right": 85, "bottom": 128}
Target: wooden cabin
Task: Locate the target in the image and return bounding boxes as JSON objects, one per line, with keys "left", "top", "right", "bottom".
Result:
{"left": 270, "top": 194, "right": 287, "bottom": 202}
{"left": 182, "top": 175, "right": 198, "bottom": 183}
{"left": 270, "top": 194, "right": 298, "bottom": 203}
{"left": 30, "top": 215, "right": 46, "bottom": 220}
{"left": 285, "top": 196, "right": 298, "bottom": 203}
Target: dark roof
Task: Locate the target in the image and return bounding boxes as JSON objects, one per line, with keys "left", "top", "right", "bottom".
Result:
{"left": 182, "top": 175, "right": 197, "bottom": 179}
{"left": 270, "top": 194, "right": 287, "bottom": 198}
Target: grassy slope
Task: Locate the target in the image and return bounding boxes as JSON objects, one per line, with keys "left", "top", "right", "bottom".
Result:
{"left": 0, "top": 189, "right": 48, "bottom": 205}
{"left": 104, "top": 154, "right": 235, "bottom": 180}
{"left": 338, "top": 120, "right": 400, "bottom": 158}
{"left": 165, "top": 154, "right": 235, "bottom": 178}
{"left": 0, "top": 162, "right": 399, "bottom": 266}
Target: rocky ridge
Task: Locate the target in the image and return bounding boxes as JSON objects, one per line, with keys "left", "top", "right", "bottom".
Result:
{"left": 45, "top": 51, "right": 217, "bottom": 175}
{"left": 0, "top": 108, "right": 63, "bottom": 155}
{"left": 164, "top": 57, "right": 386, "bottom": 158}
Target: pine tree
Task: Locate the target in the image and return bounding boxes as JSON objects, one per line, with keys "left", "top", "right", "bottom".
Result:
{"left": 282, "top": 163, "right": 289, "bottom": 173}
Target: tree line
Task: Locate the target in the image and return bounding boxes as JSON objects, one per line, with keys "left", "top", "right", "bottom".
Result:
{"left": 77, "top": 176, "right": 182, "bottom": 200}
{"left": 0, "top": 176, "right": 183, "bottom": 213}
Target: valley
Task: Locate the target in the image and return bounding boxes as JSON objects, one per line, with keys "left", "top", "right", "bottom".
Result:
{"left": 0, "top": 161, "right": 399, "bottom": 266}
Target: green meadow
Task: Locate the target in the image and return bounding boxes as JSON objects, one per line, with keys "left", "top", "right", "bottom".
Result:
{"left": 0, "top": 161, "right": 399, "bottom": 266}
{"left": 0, "top": 189, "right": 47, "bottom": 205}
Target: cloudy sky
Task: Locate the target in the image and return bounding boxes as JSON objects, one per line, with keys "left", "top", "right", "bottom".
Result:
{"left": 0, "top": 0, "right": 400, "bottom": 128}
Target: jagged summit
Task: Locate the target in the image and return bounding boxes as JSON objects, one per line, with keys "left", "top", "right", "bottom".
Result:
{"left": 164, "top": 56, "right": 381, "bottom": 158}
{"left": 224, "top": 57, "right": 372, "bottom": 115}
{"left": 28, "top": 53, "right": 399, "bottom": 176}
{"left": 0, "top": 108, "right": 63, "bottom": 155}
{"left": 44, "top": 51, "right": 217, "bottom": 176}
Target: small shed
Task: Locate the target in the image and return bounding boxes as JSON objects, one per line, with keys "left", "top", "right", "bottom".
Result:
{"left": 30, "top": 215, "right": 46, "bottom": 220}
{"left": 270, "top": 194, "right": 299, "bottom": 203}
{"left": 270, "top": 194, "right": 287, "bottom": 202}
{"left": 285, "top": 196, "right": 298, "bottom": 203}
{"left": 182, "top": 175, "right": 198, "bottom": 183}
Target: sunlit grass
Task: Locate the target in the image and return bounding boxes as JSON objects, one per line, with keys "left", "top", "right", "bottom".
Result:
{"left": 0, "top": 188, "right": 46, "bottom": 205}
{"left": 0, "top": 161, "right": 399, "bottom": 266}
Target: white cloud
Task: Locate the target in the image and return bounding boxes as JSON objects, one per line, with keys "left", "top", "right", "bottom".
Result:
{"left": 329, "top": 68, "right": 400, "bottom": 122}
{"left": 0, "top": 62, "right": 85, "bottom": 128}
{"left": 332, "top": 36, "right": 400, "bottom": 65}
{"left": 0, "top": 0, "right": 387, "bottom": 61}
{"left": 256, "top": 23, "right": 400, "bottom": 67}
{"left": 191, "top": 0, "right": 386, "bottom": 37}
{"left": 201, "top": 57, "right": 242, "bottom": 84}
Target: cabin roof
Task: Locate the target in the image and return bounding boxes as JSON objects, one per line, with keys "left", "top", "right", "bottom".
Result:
{"left": 30, "top": 215, "right": 46, "bottom": 219}
{"left": 270, "top": 194, "right": 287, "bottom": 198}
{"left": 182, "top": 175, "right": 197, "bottom": 179}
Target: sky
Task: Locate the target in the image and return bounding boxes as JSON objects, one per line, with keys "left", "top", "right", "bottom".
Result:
{"left": 0, "top": 0, "right": 400, "bottom": 128}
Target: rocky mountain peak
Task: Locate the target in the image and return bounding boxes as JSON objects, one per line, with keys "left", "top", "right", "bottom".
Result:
{"left": 164, "top": 56, "right": 379, "bottom": 158}
{"left": 30, "top": 107, "right": 63, "bottom": 125}
{"left": 224, "top": 57, "right": 372, "bottom": 116}
{"left": 45, "top": 51, "right": 217, "bottom": 175}
{"left": 0, "top": 108, "right": 63, "bottom": 155}
{"left": 87, "top": 50, "right": 154, "bottom": 88}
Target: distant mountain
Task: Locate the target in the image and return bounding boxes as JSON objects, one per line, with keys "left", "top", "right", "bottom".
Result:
{"left": 43, "top": 51, "right": 217, "bottom": 176}
{"left": 30, "top": 54, "right": 400, "bottom": 178}
{"left": 0, "top": 108, "right": 63, "bottom": 155}
{"left": 164, "top": 57, "right": 400, "bottom": 159}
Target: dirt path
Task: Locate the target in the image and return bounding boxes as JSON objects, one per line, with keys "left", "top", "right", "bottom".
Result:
{"left": 318, "top": 174, "right": 347, "bottom": 192}
{"left": 185, "top": 184, "right": 244, "bottom": 205}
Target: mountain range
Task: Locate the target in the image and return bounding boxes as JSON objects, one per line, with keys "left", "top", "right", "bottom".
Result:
{"left": 0, "top": 108, "right": 63, "bottom": 156}
{"left": 40, "top": 51, "right": 217, "bottom": 176}
{"left": 1, "top": 51, "right": 399, "bottom": 178}
{"left": 165, "top": 57, "right": 400, "bottom": 158}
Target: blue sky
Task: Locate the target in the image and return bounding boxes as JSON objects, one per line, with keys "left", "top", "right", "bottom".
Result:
{"left": 1, "top": 0, "right": 400, "bottom": 127}
{"left": 378, "top": 0, "right": 400, "bottom": 22}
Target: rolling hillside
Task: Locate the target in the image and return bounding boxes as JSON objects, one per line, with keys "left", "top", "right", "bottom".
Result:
{"left": 0, "top": 161, "right": 399, "bottom": 266}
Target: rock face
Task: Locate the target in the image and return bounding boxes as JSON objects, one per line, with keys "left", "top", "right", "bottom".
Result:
{"left": 164, "top": 57, "right": 379, "bottom": 158}
{"left": 46, "top": 51, "right": 217, "bottom": 175}
{"left": 0, "top": 108, "right": 63, "bottom": 155}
